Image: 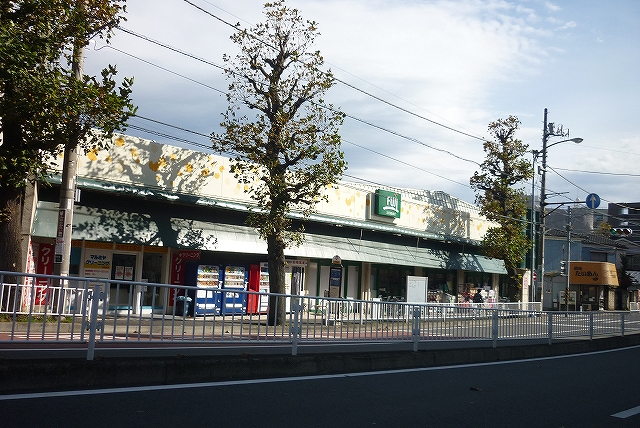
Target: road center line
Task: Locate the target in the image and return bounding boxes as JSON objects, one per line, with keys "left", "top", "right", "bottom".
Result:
{"left": 2, "top": 344, "right": 639, "bottom": 401}
{"left": 612, "top": 405, "right": 640, "bottom": 419}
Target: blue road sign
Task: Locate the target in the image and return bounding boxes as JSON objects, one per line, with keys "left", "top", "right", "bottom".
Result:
{"left": 586, "top": 193, "right": 600, "bottom": 209}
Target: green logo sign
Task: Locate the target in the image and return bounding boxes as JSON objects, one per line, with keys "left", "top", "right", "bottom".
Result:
{"left": 375, "top": 189, "right": 401, "bottom": 218}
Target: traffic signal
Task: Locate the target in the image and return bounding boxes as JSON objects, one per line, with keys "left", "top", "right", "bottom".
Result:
{"left": 560, "top": 261, "right": 566, "bottom": 276}
{"left": 610, "top": 228, "right": 633, "bottom": 237}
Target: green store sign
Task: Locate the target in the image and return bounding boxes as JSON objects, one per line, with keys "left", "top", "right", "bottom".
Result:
{"left": 375, "top": 189, "right": 401, "bottom": 218}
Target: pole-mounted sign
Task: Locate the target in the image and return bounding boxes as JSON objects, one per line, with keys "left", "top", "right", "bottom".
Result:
{"left": 585, "top": 193, "right": 600, "bottom": 209}
{"left": 329, "top": 255, "right": 342, "bottom": 298}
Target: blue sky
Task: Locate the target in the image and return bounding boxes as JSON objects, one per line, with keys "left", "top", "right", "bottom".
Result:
{"left": 84, "top": 0, "right": 640, "bottom": 210}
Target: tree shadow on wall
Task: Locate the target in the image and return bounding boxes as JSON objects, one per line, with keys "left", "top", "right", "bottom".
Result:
{"left": 73, "top": 206, "right": 211, "bottom": 249}
{"left": 76, "top": 135, "right": 222, "bottom": 248}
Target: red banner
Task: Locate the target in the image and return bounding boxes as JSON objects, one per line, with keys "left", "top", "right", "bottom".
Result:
{"left": 35, "top": 243, "right": 54, "bottom": 305}
{"left": 169, "top": 250, "right": 200, "bottom": 304}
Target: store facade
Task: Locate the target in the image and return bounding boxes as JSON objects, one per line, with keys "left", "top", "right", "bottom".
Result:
{"left": 23, "top": 134, "right": 506, "bottom": 313}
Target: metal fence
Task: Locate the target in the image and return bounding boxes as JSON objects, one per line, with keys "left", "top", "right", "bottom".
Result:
{"left": 2, "top": 271, "right": 640, "bottom": 360}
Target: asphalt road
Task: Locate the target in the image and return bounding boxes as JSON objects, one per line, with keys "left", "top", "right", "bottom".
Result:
{"left": 1, "top": 345, "right": 639, "bottom": 428}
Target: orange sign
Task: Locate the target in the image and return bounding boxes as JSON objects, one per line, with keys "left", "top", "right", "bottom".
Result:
{"left": 570, "top": 262, "right": 618, "bottom": 286}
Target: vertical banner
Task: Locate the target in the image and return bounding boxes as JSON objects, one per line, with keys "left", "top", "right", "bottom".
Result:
{"left": 35, "top": 243, "right": 55, "bottom": 305}
{"left": 169, "top": 250, "right": 200, "bottom": 304}
{"left": 54, "top": 209, "right": 66, "bottom": 263}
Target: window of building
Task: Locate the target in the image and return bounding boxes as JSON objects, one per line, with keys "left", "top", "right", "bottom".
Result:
{"left": 590, "top": 252, "right": 608, "bottom": 262}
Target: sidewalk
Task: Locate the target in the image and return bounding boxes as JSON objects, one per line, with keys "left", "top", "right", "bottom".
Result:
{"left": 2, "top": 333, "right": 639, "bottom": 394}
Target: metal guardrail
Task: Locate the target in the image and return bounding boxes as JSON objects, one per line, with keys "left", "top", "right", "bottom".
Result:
{"left": 2, "top": 271, "right": 640, "bottom": 360}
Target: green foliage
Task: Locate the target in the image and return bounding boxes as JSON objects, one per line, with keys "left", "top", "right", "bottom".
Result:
{"left": 0, "top": 0, "right": 135, "bottom": 189}
{"left": 470, "top": 116, "right": 533, "bottom": 301}
{"left": 0, "top": 0, "right": 136, "bottom": 272}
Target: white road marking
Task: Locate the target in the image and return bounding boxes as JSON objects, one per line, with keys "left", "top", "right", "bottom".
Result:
{"left": 1, "top": 344, "right": 639, "bottom": 401}
{"left": 612, "top": 405, "right": 640, "bottom": 419}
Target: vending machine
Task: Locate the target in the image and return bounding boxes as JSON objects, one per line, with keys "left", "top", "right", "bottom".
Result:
{"left": 258, "top": 262, "right": 270, "bottom": 313}
{"left": 222, "top": 265, "right": 248, "bottom": 314}
{"left": 194, "top": 265, "right": 222, "bottom": 316}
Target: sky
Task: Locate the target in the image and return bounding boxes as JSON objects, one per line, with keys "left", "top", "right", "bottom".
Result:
{"left": 84, "top": 0, "right": 640, "bottom": 210}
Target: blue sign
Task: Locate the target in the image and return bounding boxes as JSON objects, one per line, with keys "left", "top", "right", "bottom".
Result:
{"left": 585, "top": 193, "right": 600, "bottom": 209}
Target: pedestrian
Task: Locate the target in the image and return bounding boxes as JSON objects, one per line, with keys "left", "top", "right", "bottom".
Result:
{"left": 473, "top": 290, "right": 484, "bottom": 304}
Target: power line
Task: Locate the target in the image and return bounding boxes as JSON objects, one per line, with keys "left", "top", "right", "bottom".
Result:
{"left": 117, "top": 26, "right": 226, "bottom": 72}
{"left": 110, "top": 30, "right": 480, "bottom": 166}
{"left": 181, "top": 0, "right": 486, "bottom": 142}
{"left": 100, "top": 44, "right": 226, "bottom": 95}
{"left": 553, "top": 167, "right": 640, "bottom": 177}
{"left": 342, "top": 140, "right": 471, "bottom": 187}
{"left": 103, "top": 36, "right": 478, "bottom": 186}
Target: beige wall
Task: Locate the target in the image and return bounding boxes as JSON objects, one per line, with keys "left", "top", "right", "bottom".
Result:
{"left": 53, "top": 134, "right": 495, "bottom": 242}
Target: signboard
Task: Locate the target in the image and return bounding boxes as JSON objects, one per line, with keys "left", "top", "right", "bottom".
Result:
{"left": 83, "top": 249, "right": 112, "bottom": 279}
{"left": 54, "top": 209, "right": 66, "bottom": 263}
{"left": 169, "top": 249, "right": 201, "bottom": 304}
{"left": 560, "top": 290, "right": 577, "bottom": 305}
{"left": 406, "top": 276, "right": 428, "bottom": 303}
{"left": 35, "top": 243, "right": 55, "bottom": 305}
{"left": 570, "top": 262, "right": 618, "bottom": 286}
{"left": 329, "top": 265, "right": 342, "bottom": 298}
{"left": 375, "top": 189, "right": 401, "bottom": 218}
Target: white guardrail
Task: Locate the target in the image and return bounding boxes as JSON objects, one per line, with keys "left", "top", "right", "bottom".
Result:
{"left": 2, "top": 271, "right": 640, "bottom": 360}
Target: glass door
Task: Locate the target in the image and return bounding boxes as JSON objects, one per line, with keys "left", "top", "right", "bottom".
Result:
{"left": 110, "top": 253, "right": 137, "bottom": 311}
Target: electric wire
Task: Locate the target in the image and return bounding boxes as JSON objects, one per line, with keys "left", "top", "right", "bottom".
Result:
{"left": 115, "top": 25, "right": 480, "bottom": 165}
{"left": 104, "top": 44, "right": 226, "bottom": 95}
{"left": 180, "top": 0, "right": 486, "bottom": 142}
{"left": 112, "top": 4, "right": 635, "bottom": 226}
{"left": 106, "top": 31, "right": 481, "bottom": 166}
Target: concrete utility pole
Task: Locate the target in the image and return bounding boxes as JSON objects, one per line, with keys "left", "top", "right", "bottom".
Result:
{"left": 538, "top": 108, "right": 580, "bottom": 305}
{"left": 529, "top": 150, "right": 539, "bottom": 303}
{"left": 538, "top": 109, "right": 551, "bottom": 305}
{"left": 53, "top": 41, "right": 82, "bottom": 310}
{"left": 565, "top": 206, "right": 572, "bottom": 310}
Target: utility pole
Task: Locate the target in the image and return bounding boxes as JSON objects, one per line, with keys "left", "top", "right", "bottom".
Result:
{"left": 529, "top": 150, "right": 539, "bottom": 303}
{"left": 565, "top": 206, "right": 572, "bottom": 312}
{"left": 53, "top": 38, "right": 83, "bottom": 312}
{"left": 538, "top": 108, "right": 571, "bottom": 305}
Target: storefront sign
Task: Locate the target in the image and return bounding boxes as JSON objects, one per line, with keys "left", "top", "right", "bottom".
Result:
{"left": 170, "top": 250, "right": 201, "bottom": 285}
{"left": 83, "top": 249, "right": 112, "bottom": 279}
{"left": 375, "top": 189, "right": 401, "bottom": 218}
{"left": 329, "top": 265, "right": 342, "bottom": 298}
{"left": 35, "top": 243, "right": 54, "bottom": 305}
{"left": 169, "top": 249, "right": 201, "bottom": 304}
{"left": 570, "top": 262, "right": 618, "bottom": 286}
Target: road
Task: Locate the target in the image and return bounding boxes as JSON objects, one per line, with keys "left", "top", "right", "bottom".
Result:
{"left": 1, "top": 345, "right": 639, "bottom": 428}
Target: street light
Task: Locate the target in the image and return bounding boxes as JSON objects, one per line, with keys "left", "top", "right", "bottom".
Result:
{"left": 538, "top": 108, "right": 583, "bottom": 306}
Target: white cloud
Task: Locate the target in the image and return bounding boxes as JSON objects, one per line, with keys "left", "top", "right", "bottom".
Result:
{"left": 544, "top": 1, "right": 562, "bottom": 12}
{"left": 555, "top": 20, "right": 577, "bottom": 31}
{"left": 81, "top": 0, "right": 640, "bottom": 205}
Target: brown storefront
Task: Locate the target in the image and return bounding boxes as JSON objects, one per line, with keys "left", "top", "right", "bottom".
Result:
{"left": 569, "top": 262, "right": 619, "bottom": 311}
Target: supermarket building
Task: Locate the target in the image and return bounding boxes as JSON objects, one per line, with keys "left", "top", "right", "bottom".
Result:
{"left": 22, "top": 134, "right": 506, "bottom": 313}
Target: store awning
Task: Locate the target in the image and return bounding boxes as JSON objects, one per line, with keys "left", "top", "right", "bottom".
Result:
{"left": 33, "top": 201, "right": 506, "bottom": 274}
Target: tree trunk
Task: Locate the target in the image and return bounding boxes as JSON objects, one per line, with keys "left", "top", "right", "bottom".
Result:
{"left": 0, "top": 185, "right": 23, "bottom": 312}
{"left": 0, "top": 185, "right": 23, "bottom": 273}
{"left": 266, "top": 232, "right": 287, "bottom": 326}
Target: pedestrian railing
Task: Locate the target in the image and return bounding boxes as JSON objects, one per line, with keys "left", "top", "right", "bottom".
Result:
{"left": 2, "top": 271, "right": 639, "bottom": 360}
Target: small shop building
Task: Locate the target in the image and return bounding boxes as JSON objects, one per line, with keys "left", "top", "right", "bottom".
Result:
{"left": 550, "top": 261, "right": 619, "bottom": 311}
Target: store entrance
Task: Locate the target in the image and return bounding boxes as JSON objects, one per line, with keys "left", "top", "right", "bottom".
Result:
{"left": 109, "top": 253, "right": 137, "bottom": 311}
{"left": 141, "top": 252, "right": 164, "bottom": 310}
